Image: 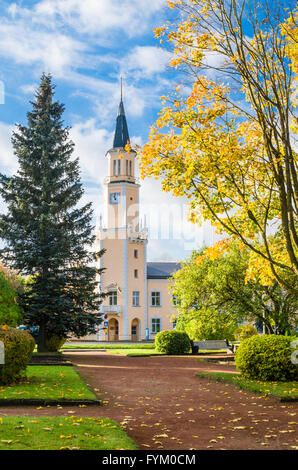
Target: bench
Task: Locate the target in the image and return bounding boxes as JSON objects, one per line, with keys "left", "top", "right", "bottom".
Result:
{"left": 190, "top": 339, "right": 234, "bottom": 354}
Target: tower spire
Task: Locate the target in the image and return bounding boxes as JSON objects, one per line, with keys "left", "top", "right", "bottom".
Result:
{"left": 113, "top": 77, "right": 130, "bottom": 149}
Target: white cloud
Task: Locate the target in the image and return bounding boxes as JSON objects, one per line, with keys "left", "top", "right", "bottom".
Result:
{"left": 122, "top": 46, "right": 171, "bottom": 78}
{"left": 0, "top": 0, "right": 172, "bottom": 121}
{"left": 0, "top": 121, "right": 18, "bottom": 176}
{"left": 0, "top": 20, "right": 87, "bottom": 77}
{"left": 33, "top": 0, "right": 166, "bottom": 37}
{"left": 70, "top": 118, "right": 113, "bottom": 184}
{"left": 19, "top": 83, "right": 38, "bottom": 95}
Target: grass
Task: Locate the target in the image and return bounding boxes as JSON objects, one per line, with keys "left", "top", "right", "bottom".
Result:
{"left": 62, "top": 343, "right": 229, "bottom": 357}
{"left": 0, "top": 366, "right": 97, "bottom": 403}
{"left": 197, "top": 371, "right": 298, "bottom": 401}
{"left": 62, "top": 343, "right": 155, "bottom": 350}
{"left": 108, "top": 348, "right": 164, "bottom": 356}
{"left": 0, "top": 416, "right": 137, "bottom": 450}
{"left": 94, "top": 348, "right": 231, "bottom": 357}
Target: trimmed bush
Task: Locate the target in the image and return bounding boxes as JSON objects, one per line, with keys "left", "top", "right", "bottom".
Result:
{"left": 155, "top": 330, "right": 191, "bottom": 355}
{"left": 234, "top": 324, "right": 259, "bottom": 342}
{"left": 235, "top": 334, "right": 298, "bottom": 381}
{"left": 45, "top": 335, "right": 67, "bottom": 352}
{"left": 0, "top": 326, "right": 35, "bottom": 385}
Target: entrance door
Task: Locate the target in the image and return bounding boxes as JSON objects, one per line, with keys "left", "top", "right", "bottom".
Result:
{"left": 108, "top": 318, "right": 119, "bottom": 341}
{"left": 131, "top": 318, "right": 139, "bottom": 342}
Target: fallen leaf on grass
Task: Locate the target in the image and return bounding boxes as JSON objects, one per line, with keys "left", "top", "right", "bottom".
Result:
{"left": 60, "top": 446, "right": 80, "bottom": 450}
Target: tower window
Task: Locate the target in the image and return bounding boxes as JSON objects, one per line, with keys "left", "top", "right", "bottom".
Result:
{"left": 132, "top": 291, "right": 139, "bottom": 306}
{"left": 109, "top": 291, "right": 117, "bottom": 305}
{"left": 113, "top": 160, "right": 117, "bottom": 176}
{"left": 129, "top": 160, "right": 132, "bottom": 176}
{"left": 118, "top": 159, "right": 121, "bottom": 175}
{"left": 134, "top": 249, "right": 138, "bottom": 259}
{"left": 134, "top": 269, "right": 138, "bottom": 278}
{"left": 126, "top": 160, "right": 128, "bottom": 175}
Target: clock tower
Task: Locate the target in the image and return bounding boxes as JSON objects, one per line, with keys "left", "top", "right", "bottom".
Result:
{"left": 97, "top": 92, "right": 148, "bottom": 341}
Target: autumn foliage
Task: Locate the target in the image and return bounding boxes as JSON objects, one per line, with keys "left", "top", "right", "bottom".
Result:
{"left": 138, "top": 0, "right": 298, "bottom": 292}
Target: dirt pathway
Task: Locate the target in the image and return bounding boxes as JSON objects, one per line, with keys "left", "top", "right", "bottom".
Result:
{"left": 0, "top": 352, "right": 297, "bottom": 450}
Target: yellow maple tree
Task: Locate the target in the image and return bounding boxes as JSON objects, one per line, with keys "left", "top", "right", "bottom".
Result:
{"left": 138, "top": 0, "right": 298, "bottom": 292}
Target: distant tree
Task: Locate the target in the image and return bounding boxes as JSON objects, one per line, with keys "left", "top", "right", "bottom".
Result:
{"left": 172, "top": 242, "right": 297, "bottom": 337}
{"left": 0, "top": 74, "right": 105, "bottom": 351}
{"left": 0, "top": 265, "right": 23, "bottom": 326}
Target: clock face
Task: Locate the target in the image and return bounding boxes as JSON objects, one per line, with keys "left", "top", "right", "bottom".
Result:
{"left": 110, "top": 192, "right": 120, "bottom": 204}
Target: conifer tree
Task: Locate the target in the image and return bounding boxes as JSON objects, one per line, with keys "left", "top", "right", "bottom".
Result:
{"left": 0, "top": 73, "right": 104, "bottom": 352}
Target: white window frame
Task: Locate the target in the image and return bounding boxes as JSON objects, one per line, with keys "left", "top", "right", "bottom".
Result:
{"left": 132, "top": 291, "right": 140, "bottom": 307}
{"left": 109, "top": 291, "right": 117, "bottom": 306}
{"left": 151, "top": 291, "right": 161, "bottom": 307}
{"left": 151, "top": 318, "right": 161, "bottom": 334}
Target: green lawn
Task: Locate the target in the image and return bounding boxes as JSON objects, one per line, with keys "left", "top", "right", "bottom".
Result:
{"left": 0, "top": 366, "right": 97, "bottom": 403}
{"left": 0, "top": 416, "right": 137, "bottom": 450}
{"left": 108, "top": 348, "right": 164, "bottom": 356}
{"left": 197, "top": 371, "right": 298, "bottom": 400}
{"left": 62, "top": 343, "right": 155, "bottom": 350}
{"left": 62, "top": 343, "right": 229, "bottom": 356}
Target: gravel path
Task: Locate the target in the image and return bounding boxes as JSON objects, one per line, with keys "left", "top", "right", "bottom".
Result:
{"left": 0, "top": 352, "right": 297, "bottom": 450}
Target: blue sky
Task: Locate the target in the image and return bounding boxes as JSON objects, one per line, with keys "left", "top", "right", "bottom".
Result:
{"left": 0, "top": 0, "right": 219, "bottom": 262}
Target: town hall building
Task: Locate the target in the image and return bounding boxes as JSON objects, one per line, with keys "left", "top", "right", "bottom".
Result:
{"left": 87, "top": 94, "right": 181, "bottom": 342}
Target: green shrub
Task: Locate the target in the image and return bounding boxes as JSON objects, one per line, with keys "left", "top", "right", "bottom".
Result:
{"left": 0, "top": 270, "right": 23, "bottom": 326}
{"left": 235, "top": 334, "right": 298, "bottom": 381}
{"left": 0, "top": 326, "right": 35, "bottom": 385}
{"left": 234, "top": 324, "right": 259, "bottom": 342}
{"left": 155, "top": 330, "right": 191, "bottom": 355}
{"left": 45, "top": 335, "right": 67, "bottom": 352}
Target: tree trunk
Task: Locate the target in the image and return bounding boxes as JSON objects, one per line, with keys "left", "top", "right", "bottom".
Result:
{"left": 37, "top": 321, "right": 47, "bottom": 353}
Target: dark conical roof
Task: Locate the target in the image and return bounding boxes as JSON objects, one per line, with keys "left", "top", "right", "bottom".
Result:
{"left": 113, "top": 99, "right": 130, "bottom": 149}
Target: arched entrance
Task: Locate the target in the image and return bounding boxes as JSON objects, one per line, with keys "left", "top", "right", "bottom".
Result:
{"left": 131, "top": 318, "right": 140, "bottom": 342}
{"left": 108, "top": 318, "right": 119, "bottom": 341}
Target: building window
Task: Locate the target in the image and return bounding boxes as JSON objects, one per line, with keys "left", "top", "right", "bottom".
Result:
{"left": 151, "top": 318, "right": 161, "bottom": 334}
{"left": 134, "top": 269, "right": 138, "bottom": 278}
{"left": 134, "top": 249, "right": 138, "bottom": 259}
{"left": 132, "top": 291, "right": 140, "bottom": 306}
{"left": 118, "top": 159, "right": 121, "bottom": 175}
{"left": 129, "top": 160, "right": 132, "bottom": 176}
{"left": 172, "top": 321, "right": 177, "bottom": 329}
{"left": 172, "top": 295, "right": 178, "bottom": 306}
{"left": 113, "top": 159, "right": 117, "bottom": 176}
{"left": 109, "top": 291, "right": 117, "bottom": 305}
{"left": 126, "top": 160, "right": 128, "bottom": 175}
{"left": 151, "top": 291, "right": 161, "bottom": 307}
